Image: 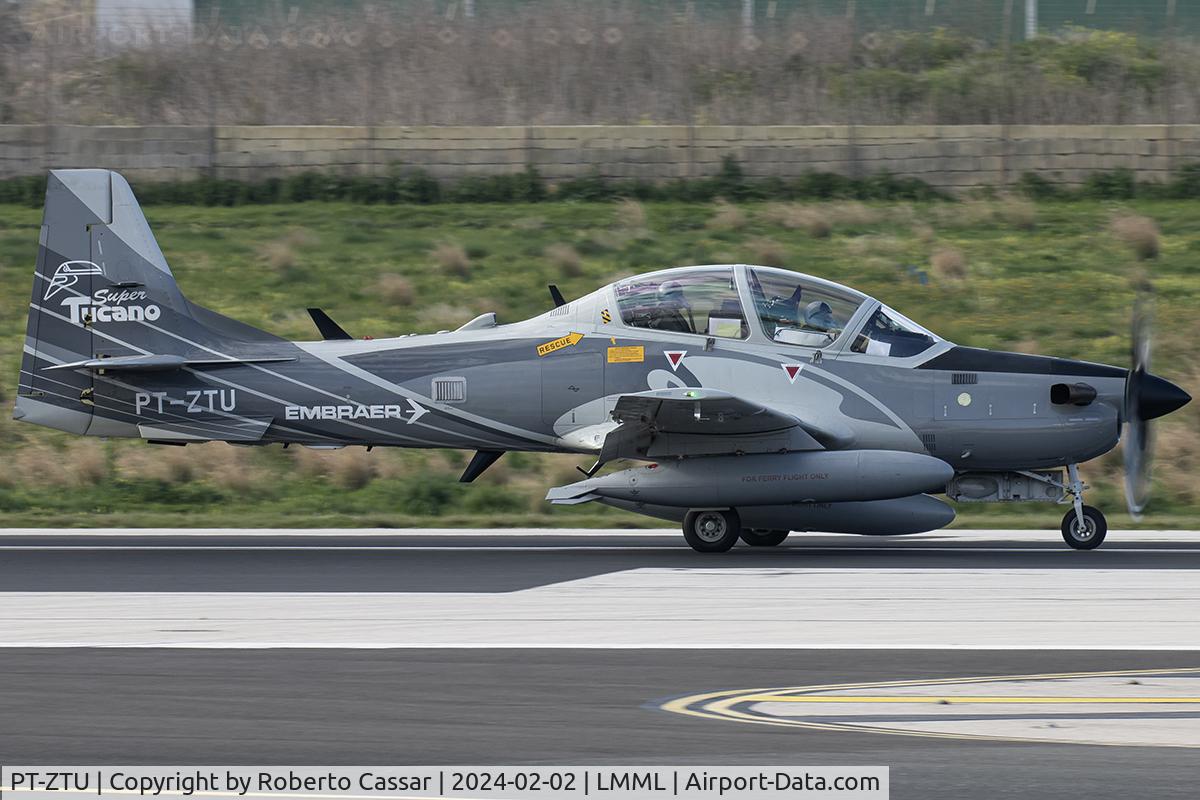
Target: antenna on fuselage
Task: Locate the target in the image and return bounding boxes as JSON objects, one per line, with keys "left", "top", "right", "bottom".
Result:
{"left": 548, "top": 284, "right": 567, "bottom": 308}
{"left": 307, "top": 308, "right": 353, "bottom": 340}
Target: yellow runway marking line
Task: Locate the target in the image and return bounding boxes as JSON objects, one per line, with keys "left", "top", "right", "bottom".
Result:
{"left": 663, "top": 665, "right": 1200, "bottom": 710}
{"left": 659, "top": 666, "right": 1200, "bottom": 748}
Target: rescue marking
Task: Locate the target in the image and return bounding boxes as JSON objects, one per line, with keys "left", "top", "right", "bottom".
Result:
{"left": 600, "top": 308, "right": 612, "bottom": 324}
{"left": 665, "top": 350, "right": 687, "bottom": 371}
{"left": 536, "top": 332, "right": 585, "bottom": 357}
{"left": 782, "top": 363, "right": 803, "bottom": 383}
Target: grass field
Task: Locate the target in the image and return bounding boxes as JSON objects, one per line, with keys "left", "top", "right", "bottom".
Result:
{"left": 0, "top": 198, "right": 1196, "bottom": 529}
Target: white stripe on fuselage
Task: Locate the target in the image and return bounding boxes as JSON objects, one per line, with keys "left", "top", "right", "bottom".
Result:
{"left": 294, "top": 341, "right": 563, "bottom": 448}
{"left": 29, "top": 278, "right": 462, "bottom": 445}
{"left": 803, "top": 361, "right": 915, "bottom": 435}
{"left": 130, "top": 312, "right": 523, "bottom": 450}
{"left": 28, "top": 301, "right": 385, "bottom": 444}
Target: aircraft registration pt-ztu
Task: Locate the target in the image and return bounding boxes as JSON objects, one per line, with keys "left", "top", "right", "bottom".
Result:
{"left": 15, "top": 170, "right": 1192, "bottom": 551}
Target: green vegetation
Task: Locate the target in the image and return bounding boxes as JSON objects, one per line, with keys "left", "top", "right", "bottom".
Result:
{"left": 0, "top": 159, "right": 949, "bottom": 208}
{"left": 8, "top": 157, "right": 1200, "bottom": 212}
{"left": 0, "top": 197, "right": 1197, "bottom": 528}
{"left": 835, "top": 27, "right": 1169, "bottom": 124}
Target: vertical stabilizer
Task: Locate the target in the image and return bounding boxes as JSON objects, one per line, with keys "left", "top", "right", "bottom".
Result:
{"left": 14, "top": 169, "right": 277, "bottom": 436}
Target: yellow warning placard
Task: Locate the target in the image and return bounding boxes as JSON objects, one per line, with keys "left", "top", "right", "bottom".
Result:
{"left": 536, "top": 331, "right": 585, "bottom": 357}
{"left": 607, "top": 345, "right": 645, "bottom": 363}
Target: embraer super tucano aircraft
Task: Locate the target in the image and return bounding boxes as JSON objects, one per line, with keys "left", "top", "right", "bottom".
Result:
{"left": 15, "top": 170, "right": 1191, "bottom": 550}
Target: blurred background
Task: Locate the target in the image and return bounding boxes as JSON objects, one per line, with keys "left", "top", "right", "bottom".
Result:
{"left": 1, "top": 0, "right": 1196, "bottom": 127}
{"left": 0, "top": 1, "right": 1196, "bottom": 529}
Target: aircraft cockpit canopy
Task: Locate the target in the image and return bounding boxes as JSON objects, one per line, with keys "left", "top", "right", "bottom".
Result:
{"left": 615, "top": 266, "right": 749, "bottom": 339}
{"left": 850, "top": 305, "right": 939, "bottom": 357}
{"left": 612, "top": 265, "right": 939, "bottom": 357}
{"left": 746, "top": 266, "right": 863, "bottom": 348}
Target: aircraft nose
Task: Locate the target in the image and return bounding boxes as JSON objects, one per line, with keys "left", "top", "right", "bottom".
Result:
{"left": 1135, "top": 372, "right": 1191, "bottom": 421}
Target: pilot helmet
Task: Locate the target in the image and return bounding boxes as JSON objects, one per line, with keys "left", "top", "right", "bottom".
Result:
{"left": 657, "top": 280, "right": 690, "bottom": 309}
{"left": 804, "top": 300, "right": 836, "bottom": 329}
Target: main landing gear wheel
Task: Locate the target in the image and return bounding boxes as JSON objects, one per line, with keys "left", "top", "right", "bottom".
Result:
{"left": 1061, "top": 505, "right": 1107, "bottom": 550}
{"left": 683, "top": 509, "right": 741, "bottom": 553}
{"left": 740, "top": 529, "right": 789, "bottom": 547}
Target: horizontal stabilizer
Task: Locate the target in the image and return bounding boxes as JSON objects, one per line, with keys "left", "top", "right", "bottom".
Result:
{"left": 44, "top": 354, "right": 186, "bottom": 372}
{"left": 44, "top": 354, "right": 294, "bottom": 372}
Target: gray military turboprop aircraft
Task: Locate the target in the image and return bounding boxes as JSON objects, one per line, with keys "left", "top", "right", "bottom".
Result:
{"left": 15, "top": 170, "right": 1192, "bottom": 551}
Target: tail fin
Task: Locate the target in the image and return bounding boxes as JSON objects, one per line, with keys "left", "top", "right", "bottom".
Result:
{"left": 15, "top": 169, "right": 279, "bottom": 435}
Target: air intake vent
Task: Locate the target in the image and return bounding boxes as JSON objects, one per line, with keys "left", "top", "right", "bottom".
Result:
{"left": 432, "top": 376, "right": 466, "bottom": 403}
{"left": 920, "top": 433, "right": 937, "bottom": 452}
{"left": 550, "top": 303, "right": 571, "bottom": 317}
{"left": 952, "top": 372, "right": 978, "bottom": 385}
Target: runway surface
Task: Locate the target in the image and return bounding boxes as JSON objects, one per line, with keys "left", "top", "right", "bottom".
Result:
{"left": 3, "top": 529, "right": 1200, "bottom": 799}
{"left": 3, "top": 648, "right": 1200, "bottom": 799}
{"left": 2, "top": 529, "right": 1200, "bottom": 648}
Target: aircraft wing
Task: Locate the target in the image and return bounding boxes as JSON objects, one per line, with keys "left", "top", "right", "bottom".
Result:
{"left": 597, "top": 388, "right": 833, "bottom": 462}
{"left": 612, "top": 388, "right": 799, "bottom": 435}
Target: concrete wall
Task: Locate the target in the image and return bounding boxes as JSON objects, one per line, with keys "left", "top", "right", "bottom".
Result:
{"left": 95, "top": 0, "right": 194, "bottom": 48}
{"left": 1, "top": 124, "right": 1194, "bottom": 190}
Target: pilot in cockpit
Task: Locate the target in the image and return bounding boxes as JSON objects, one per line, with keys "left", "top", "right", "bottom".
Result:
{"left": 751, "top": 272, "right": 842, "bottom": 346}
{"left": 803, "top": 300, "right": 837, "bottom": 332}
{"left": 645, "top": 280, "right": 696, "bottom": 333}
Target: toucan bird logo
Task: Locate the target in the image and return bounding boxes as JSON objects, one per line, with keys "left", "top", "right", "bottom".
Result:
{"left": 44, "top": 260, "right": 104, "bottom": 301}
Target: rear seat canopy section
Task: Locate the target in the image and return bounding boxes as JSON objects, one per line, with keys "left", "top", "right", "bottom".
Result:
{"left": 615, "top": 267, "right": 749, "bottom": 339}
{"left": 747, "top": 266, "right": 863, "bottom": 348}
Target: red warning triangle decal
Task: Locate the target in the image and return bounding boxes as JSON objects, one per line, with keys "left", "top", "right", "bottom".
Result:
{"left": 782, "top": 363, "right": 803, "bottom": 383}
{"left": 665, "top": 350, "right": 687, "bottom": 372}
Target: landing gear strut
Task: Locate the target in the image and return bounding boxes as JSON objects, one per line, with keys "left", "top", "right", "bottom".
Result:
{"left": 683, "top": 509, "right": 741, "bottom": 553}
{"left": 1061, "top": 463, "right": 1107, "bottom": 550}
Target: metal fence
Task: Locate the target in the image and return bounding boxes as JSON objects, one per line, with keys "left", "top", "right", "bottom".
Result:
{"left": 0, "top": 1, "right": 1195, "bottom": 127}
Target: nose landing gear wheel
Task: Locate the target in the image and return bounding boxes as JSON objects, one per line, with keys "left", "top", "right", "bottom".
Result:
{"left": 740, "top": 529, "right": 789, "bottom": 547}
{"left": 1061, "top": 505, "right": 1107, "bottom": 550}
{"left": 683, "top": 509, "right": 741, "bottom": 553}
